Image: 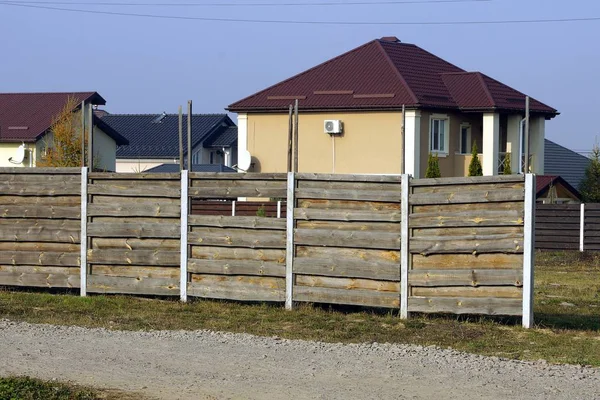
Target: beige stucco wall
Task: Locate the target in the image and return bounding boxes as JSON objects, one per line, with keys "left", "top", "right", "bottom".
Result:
{"left": 93, "top": 128, "right": 117, "bottom": 171}
{"left": 247, "top": 112, "right": 403, "bottom": 174}
{"left": 0, "top": 142, "right": 36, "bottom": 167}
{"left": 116, "top": 159, "right": 176, "bottom": 173}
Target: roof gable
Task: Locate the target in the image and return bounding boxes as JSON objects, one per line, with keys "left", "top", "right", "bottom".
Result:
{"left": 544, "top": 139, "right": 590, "bottom": 190}
{"left": 228, "top": 37, "right": 557, "bottom": 116}
{"left": 0, "top": 92, "right": 105, "bottom": 142}
{"left": 101, "top": 113, "right": 234, "bottom": 159}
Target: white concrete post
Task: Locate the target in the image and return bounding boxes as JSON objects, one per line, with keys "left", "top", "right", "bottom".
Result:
{"left": 80, "top": 167, "right": 88, "bottom": 297}
{"left": 523, "top": 174, "right": 536, "bottom": 328}
{"left": 530, "top": 117, "right": 546, "bottom": 174}
{"left": 580, "top": 203, "right": 585, "bottom": 252}
{"left": 180, "top": 170, "right": 189, "bottom": 302}
{"left": 483, "top": 113, "right": 500, "bottom": 176}
{"left": 404, "top": 110, "right": 421, "bottom": 179}
{"left": 285, "top": 172, "right": 295, "bottom": 310}
{"left": 232, "top": 201, "right": 236, "bottom": 217}
{"left": 507, "top": 115, "right": 522, "bottom": 173}
{"left": 277, "top": 200, "right": 282, "bottom": 219}
{"left": 400, "top": 174, "right": 410, "bottom": 319}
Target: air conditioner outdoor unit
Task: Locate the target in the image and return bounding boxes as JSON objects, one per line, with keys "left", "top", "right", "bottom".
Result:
{"left": 324, "top": 120, "right": 343, "bottom": 134}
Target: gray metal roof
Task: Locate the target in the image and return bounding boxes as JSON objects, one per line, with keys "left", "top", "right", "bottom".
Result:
{"left": 145, "top": 163, "right": 237, "bottom": 173}
{"left": 544, "top": 139, "right": 590, "bottom": 190}
{"left": 205, "top": 126, "right": 237, "bottom": 148}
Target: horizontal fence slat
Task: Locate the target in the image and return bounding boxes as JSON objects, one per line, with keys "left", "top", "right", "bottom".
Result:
{"left": 188, "top": 275, "right": 285, "bottom": 302}
{"left": 408, "top": 296, "right": 522, "bottom": 315}
{"left": 410, "top": 236, "right": 523, "bottom": 255}
{"left": 411, "top": 175, "right": 525, "bottom": 187}
{"left": 0, "top": 182, "right": 80, "bottom": 196}
{"left": 412, "top": 286, "right": 522, "bottom": 298}
{"left": 293, "top": 257, "right": 399, "bottom": 281}
{"left": 294, "top": 229, "right": 401, "bottom": 250}
{"left": 0, "top": 205, "right": 80, "bottom": 219}
{"left": 189, "top": 188, "right": 286, "bottom": 199}
{"left": 189, "top": 173, "right": 287, "bottom": 180}
{"left": 88, "top": 184, "right": 180, "bottom": 198}
{"left": 0, "top": 227, "right": 80, "bottom": 243}
{"left": 88, "top": 223, "right": 180, "bottom": 239}
{"left": 293, "top": 286, "right": 399, "bottom": 308}
{"left": 90, "top": 265, "right": 179, "bottom": 279}
{"left": 0, "top": 270, "right": 79, "bottom": 288}
{"left": 88, "top": 250, "right": 180, "bottom": 266}
{"left": 0, "top": 168, "right": 81, "bottom": 174}
{"left": 188, "top": 229, "right": 286, "bottom": 249}
{"left": 188, "top": 215, "right": 286, "bottom": 230}
{"left": 89, "top": 172, "right": 180, "bottom": 180}
{"left": 294, "top": 208, "right": 401, "bottom": 222}
{"left": 296, "top": 173, "right": 401, "bottom": 183}
{"left": 410, "top": 189, "right": 524, "bottom": 205}
{"left": 408, "top": 269, "right": 522, "bottom": 287}
{"left": 187, "top": 259, "right": 285, "bottom": 277}
{"left": 87, "top": 275, "right": 179, "bottom": 296}
{"left": 409, "top": 209, "right": 523, "bottom": 228}
{"left": 88, "top": 203, "right": 180, "bottom": 218}
{"left": 0, "top": 251, "right": 79, "bottom": 267}
{"left": 295, "top": 188, "right": 400, "bottom": 202}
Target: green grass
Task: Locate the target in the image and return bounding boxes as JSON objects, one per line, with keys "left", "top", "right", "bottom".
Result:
{"left": 0, "top": 251, "right": 598, "bottom": 366}
{"left": 0, "top": 376, "right": 141, "bottom": 400}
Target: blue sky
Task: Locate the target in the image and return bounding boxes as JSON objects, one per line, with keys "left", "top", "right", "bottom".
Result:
{"left": 0, "top": 0, "right": 599, "bottom": 152}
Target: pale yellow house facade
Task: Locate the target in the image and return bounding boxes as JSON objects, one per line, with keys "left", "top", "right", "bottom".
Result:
{"left": 229, "top": 37, "right": 557, "bottom": 178}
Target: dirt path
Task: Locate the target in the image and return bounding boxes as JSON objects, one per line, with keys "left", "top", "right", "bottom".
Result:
{"left": 0, "top": 320, "right": 598, "bottom": 400}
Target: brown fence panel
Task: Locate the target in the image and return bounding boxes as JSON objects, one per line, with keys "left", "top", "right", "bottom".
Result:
{"left": 292, "top": 173, "right": 403, "bottom": 309}
{"left": 535, "top": 204, "right": 580, "bottom": 250}
{"left": 187, "top": 172, "right": 287, "bottom": 302}
{"left": 86, "top": 172, "right": 181, "bottom": 296}
{"left": 0, "top": 168, "right": 81, "bottom": 289}
{"left": 407, "top": 176, "right": 526, "bottom": 316}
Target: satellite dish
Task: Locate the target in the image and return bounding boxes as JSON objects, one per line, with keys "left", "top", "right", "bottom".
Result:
{"left": 8, "top": 144, "right": 26, "bottom": 164}
{"left": 238, "top": 150, "right": 252, "bottom": 171}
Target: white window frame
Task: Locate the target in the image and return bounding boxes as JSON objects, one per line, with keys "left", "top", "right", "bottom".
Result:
{"left": 192, "top": 149, "right": 202, "bottom": 165}
{"left": 429, "top": 114, "right": 450, "bottom": 156}
{"left": 458, "top": 123, "right": 472, "bottom": 155}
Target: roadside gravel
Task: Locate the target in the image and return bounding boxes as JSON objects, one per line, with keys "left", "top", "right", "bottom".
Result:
{"left": 1, "top": 319, "right": 598, "bottom": 399}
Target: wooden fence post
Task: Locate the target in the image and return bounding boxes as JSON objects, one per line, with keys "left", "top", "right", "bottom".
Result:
{"left": 400, "top": 174, "right": 410, "bottom": 319}
{"left": 580, "top": 203, "right": 585, "bottom": 252}
{"left": 285, "top": 172, "right": 295, "bottom": 310}
{"left": 522, "top": 174, "right": 536, "bottom": 328}
{"left": 180, "top": 170, "right": 189, "bottom": 302}
{"left": 80, "top": 167, "right": 88, "bottom": 297}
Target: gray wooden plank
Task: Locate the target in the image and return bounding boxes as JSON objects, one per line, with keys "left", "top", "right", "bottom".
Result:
{"left": 293, "top": 257, "right": 399, "bottom": 281}
{"left": 408, "top": 296, "right": 522, "bottom": 316}
{"left": 293, "top": 286, "right": 400, "bottom": 308}
{"left": 0, "top": 182, "right": 80, "bottom": 196}
{"left": 87, "top": 275, "right": 179, "bottom": 296}
{"left": 188, "top": 215, "right": 286, "bottom": 230}
{"left": 89, "top": 172, "right": 180, "bottom": 180}
{"left": 189, "top": 172, "right": 287, "bottom": 180}
{"left": 410, "top": 189, "right": 524, "bottom": 205}
{"left": 88, "top": 203, "right": 180, "bottom": 218}
{"left": 0, "top": 205, "right": 80, "bottom": 219}
{"left": 88, "top": 184, "right": 180, "bottom": 198}
{"left": 188, "top": 187, "right": 286, "bottom": 199}
{"left": 188, "top": 229, "right": 286, "bottom": 249}
{"left": 87, "top": 223, "right": 180, "bottom": 239}
{"left": 295, "top": 173, "right": 401, "bottom": 183}
{"left": 187, "top": 282, "right": 285, "bottom": 302}
{"left": 87, "top": 249, "right": 181, "bottom": 266}
{"left": 0, "top": 251, "right": 79, "bottom": 267}
{"left": 294, "top": 208, "right": 402, "bottom": 222}
{"left": 294, "top": 228, "right": 401, "bottom": 250}
{"left": 410, "top": 236, "right": 524, "bottom": 255}
{"left": 187, "top": 258, "right": 286, "bottom": 277}
{"left": 0, "top": 271, "right": 80, "bottom": 288}
{"left": 408, "top": 269, "right": 522, "bottom": 287}
{"left": 411, "top": 175, "right": 525, "bottom": 187}
{"left": 409, "top": 209, "right": 523, "bottom": 228}
{"left": 295, "top": 188, "right": 400, "bottom": 202}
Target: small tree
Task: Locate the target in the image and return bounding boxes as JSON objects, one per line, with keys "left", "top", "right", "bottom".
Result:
{"left": 425, "top": 153, "right": 441, "bottom": 178}
{"left": 579, "top": 143, "right": 600, "bottom": 203}
{"left": 503, "top": 152, "right": 512, "bottom": 175}
{"left": 37, "top": 97, "right": 85, "bottom": 167}
{"left": 468, "top": 142, "right": 483, "bottom": 177}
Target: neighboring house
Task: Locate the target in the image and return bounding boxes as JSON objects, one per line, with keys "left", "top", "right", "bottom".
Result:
{"left": 228, "top": 36, "right": 558, "bottom": 177}
{"left": 0, "top": 92, "right": 128, "bottom": 171}
{"left": 544, "top": 139, "right": 590, "bottom": 191}
{"left": 536, "top": 175, "right": 581, "bottom": 204}
{"left": 146, "top": 163, "right": 236, "bottom": 173}
{"left": 99, "top": 113, "right": 238, "bottom": 173}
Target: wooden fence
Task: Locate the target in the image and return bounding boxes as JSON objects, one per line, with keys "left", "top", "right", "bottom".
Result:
{"left": 535, "top": 203, "right": 600, "bottom": 251}
{"left": 0, "top": 168, "right": 536, "bottom": 327}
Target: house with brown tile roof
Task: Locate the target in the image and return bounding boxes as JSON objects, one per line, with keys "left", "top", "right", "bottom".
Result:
{"left": 0, "top": 92, "right": 128, "bottom": 171}
{"left": 228, "top": 36, "right": 558, "bottom": 177}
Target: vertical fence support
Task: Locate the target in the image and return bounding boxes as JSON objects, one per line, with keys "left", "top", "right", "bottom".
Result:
{"left": 277, "top": 201, "right": 282, "bottom": 219}
{"left": 180, "top": 170, "right": 189, "bottom": 302}
{"left": 400, "top": 174, "right": 410, "bottom": 319}
{"left": 285, "top": 172, "right": 295, "bottom": 310}
{"left": 522, "top": 174, "right": 536, "bottom": 328}
{"left": 80, "top": 167, "right": 88, "bottom": 297}
{"left": 232, "top": 201, "right": 236, "bottom": 217}
{"left": 580, "top": 203, "right": 585, "bottom": 252}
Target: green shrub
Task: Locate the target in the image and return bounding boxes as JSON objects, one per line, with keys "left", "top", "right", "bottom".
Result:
{"left": 468, "top": 142, "right": 483, "bottom": 177}
{"left": 425, "top": 153, "right": 441, "bottom": 178}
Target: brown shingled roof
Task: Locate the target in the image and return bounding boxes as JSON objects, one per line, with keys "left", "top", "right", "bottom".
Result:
{"left": 0, "top": 92, "right": 105, "bottom": 142}
{"left": 228, "top": 37, "right": 557, "bottom": 116}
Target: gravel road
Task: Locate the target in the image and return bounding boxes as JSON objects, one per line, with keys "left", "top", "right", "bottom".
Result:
{"left": 0, "top": 320, "right": 598, "bottom": 400}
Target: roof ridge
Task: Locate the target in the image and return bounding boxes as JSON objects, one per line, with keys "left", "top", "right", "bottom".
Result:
{"left": 374, "top": 40, "right": 419, "bottom": 104}
{"left": 0, "top": 91, "right": 97, "bottom": 95}
{"left": 102, "top": 113, "right": 228, "bottom": 117}
{"left": 475, "top": 72, "right": 496, "bottom": 108}
{"left": 227, "top": 40, "right": 383, "bottom": 109}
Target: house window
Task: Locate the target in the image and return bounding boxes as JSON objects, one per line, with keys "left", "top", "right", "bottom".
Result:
{"left": 430, "top": 115, "right": 449, "bottom": 154}
{"left": 459, "top": 124, "right": 471, "bottom": 154}
{"left": 192, "top": 150, "right": 201, "bottom": 165}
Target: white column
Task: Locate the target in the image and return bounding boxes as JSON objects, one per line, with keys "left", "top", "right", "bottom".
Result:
{"left": 530, "top": 117, "right": 546, "bottom": 174}
{"left": 522, "top": 174, "right": 536, "bottom": 329}
{"left": 180, "top": 170, "right": 188, "bottom": 302}
{"left": 237, "top": 113, "right": 248, "bottom": 172}
{"left": 482, "top": 113, "right": 500, "bottom": 176}
{"left": 507, "top": 115, "right": 522, "bottom": 174}
{"left": 404, "top": 110, "right": 421, "bottom": 178}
